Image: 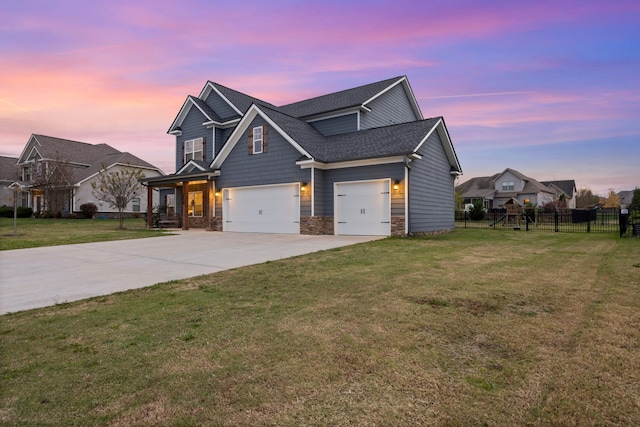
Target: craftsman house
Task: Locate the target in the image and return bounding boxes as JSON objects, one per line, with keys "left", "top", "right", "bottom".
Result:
{"left": 456, "top": 168, "right": 577, "bottom": 210}
{"left": 15, "top": 134, "right": 164, "bottom": 216}
{"left": 143, "top": 76, "right": 462, "bottom": 236}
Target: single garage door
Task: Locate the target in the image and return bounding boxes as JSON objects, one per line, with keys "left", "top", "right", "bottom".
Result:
{"left": 334, "top": 179, "right": 391, "bottom": 236}
{"left": 223, "top": 183, "right": 300, "bottom": 233}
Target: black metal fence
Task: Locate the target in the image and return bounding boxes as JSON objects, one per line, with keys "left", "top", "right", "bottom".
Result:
{"left": 455, "top": 208, "right": 633, "bottom": 234}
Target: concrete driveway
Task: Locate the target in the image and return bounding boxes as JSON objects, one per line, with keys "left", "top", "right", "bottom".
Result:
{"left": 0, "top": 231, "right": 381, "bottom": 315}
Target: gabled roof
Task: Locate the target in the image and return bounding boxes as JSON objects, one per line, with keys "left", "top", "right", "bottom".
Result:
{"left": 457, "top": 168, "right": 562, "bottom": 199}
{"left": 540, "top": 180, "right": 576, "bottom": 198}
{"left": 0, "top": 156, "right": 19, "bottom": 181}
{"left": 278, "top": 76, "right": 422, "bottom": 119}
{"left": 212, "top": 103, "right": 460, "bottom": 170}
{"left": 75, "top": 152, "right": 164, "bottom": 184}
{"left": 18, "top": 135, "right": 120, "bottom": 166}
{"left": 202, "top": 82, "right": 278, "bottom": 115}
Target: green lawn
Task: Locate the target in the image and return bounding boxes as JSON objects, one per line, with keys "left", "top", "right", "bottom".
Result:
{"left": 0, "top": 217, "right": 168, "bottom": 250}
{"left": 1, "top": 230, "right": 639, "bottom": 425}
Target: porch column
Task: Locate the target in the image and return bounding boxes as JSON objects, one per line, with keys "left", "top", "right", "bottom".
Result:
{"left": 182, "top": 181, "right": 189, "bottom": 230}
{"left": 146, "top": 185, "right": 154, "bottom": 229}
{"left": 207, "top": 179, "right": 215, "bottom": 231}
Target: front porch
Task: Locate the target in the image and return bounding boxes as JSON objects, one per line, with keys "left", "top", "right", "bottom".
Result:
{"left": 142, "top": 171, "right": 219, "bottom": 231}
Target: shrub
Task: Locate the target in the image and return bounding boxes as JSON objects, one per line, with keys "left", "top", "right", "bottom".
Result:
{"left": 79, "top": 203, "right": 98, "bottom": 219}
{"left": 0, "top": 206, "right": 12, "bottom": 218}
{"left": 0, "top": 206, "right": 33, "bottom": 218}
{"left": 17, "top": 207, "right": 33, "bottom": 218}
{"left": 469, "top": 200, "right": 486, "bottom": 221}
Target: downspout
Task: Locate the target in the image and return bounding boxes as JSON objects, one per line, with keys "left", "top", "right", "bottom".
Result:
{"left": 311, "top": 166, "right": 315, "bottom": 217}
{"left": 404, "top": 155, "right": 411, "bottom": 236}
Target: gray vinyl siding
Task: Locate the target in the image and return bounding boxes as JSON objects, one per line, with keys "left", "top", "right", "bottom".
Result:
{"left": 360, "top": 84, "right": 419, "bottom": 130}
{"left": 214, "top": 127, "right": 234, "bottom": 157}
{"left": 309, "top": 113, "right": 358, "bottom": 136}
{"left": 204, "top": 89, "right": 238, "bottom": 119}
{"left": 216, "top": 117, "right": 311, "bottom": 216}
{"left": 409, "top": 131, "right": 455, "bottom": 232}
{"left": 322, "top": 163, "right": 405, "bottom": 216}
{"left": 175, "top": 107, "right": 211, "bottom": 171}
{"left": 313, "top": 169, "right": 326, "bottom": 216}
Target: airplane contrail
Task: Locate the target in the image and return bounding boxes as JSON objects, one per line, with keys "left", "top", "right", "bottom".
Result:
{"left": 419, "top": 91, "right": 531, "bottom": 100}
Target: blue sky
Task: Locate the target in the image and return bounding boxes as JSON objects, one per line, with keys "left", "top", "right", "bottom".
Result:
{"left": 1, "top": 0, "right": 638, "bottom": 195}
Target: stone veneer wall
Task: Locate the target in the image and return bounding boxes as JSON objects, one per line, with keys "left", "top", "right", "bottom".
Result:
{"left": 391, "top": 216, "right": 405, "bottom": 236}
{"left": 300, "top": 216, "right": 334, "bottom": 235}
{"left": 184, "top": 216, "right": 208, "bottom": 229}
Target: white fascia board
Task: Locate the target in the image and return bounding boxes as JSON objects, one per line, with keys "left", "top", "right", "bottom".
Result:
{"left": 77, "top": 163, "right": 165, "bottom": 186}
{"left": 17, "top": 137, "right": 40, "bottom": 164}
{"left": 203, "top": 118, "right": 240, "bottom": 128}
{"left": 211, "top": 104, "right": 313, "bottom": 169}
{"left": 303, "top": 106, "right": 367, "bottom": 123}
{"left": 362, "top": 77, "right": 423, "bottom": 120}
{"left": 176, "top": 160, "right": 207, "bottom": 174}
{"left": 297, "top": 156, "right": 404, "bottom": 170}
{"left": 199, "top": 82, "right": 243, "bottom": 117}
{"left": 412, "top": 119, "right": 462, "bottom": 173}
{"left": 167, "top": 97, "right": 192, "bottom": 134}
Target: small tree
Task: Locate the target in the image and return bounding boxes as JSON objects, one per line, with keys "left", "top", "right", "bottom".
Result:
{"left": 31, "top": 154, "right": 74, "bottom": 217}
{"left": 576, "top": 187, "right": 600, "bottom": 209}
{"left": 627, "top": 188, "right": 640, "bottom": 212}
{"left": 469, "top": 199, "right": 486, "bottom": 221}
{"left": 91, "top": 165, "right": 146, "bottom": 229}
{"left": 602, "top": 190, "right": 621, "bottom": 209}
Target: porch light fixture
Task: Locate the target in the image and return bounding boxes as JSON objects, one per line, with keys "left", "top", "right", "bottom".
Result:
{"left": 300, "top": 182, "right": 308, "bottom": 192}
{"left": 215, "top": 191, "right": 220, "bottom": 197}
{"left": 393, "top": 180, "right": 400, "bottom": 191}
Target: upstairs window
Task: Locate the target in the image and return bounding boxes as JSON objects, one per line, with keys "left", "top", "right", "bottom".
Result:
{"left": 253, "top": 126, "right": 263, "bottom": 154}
{"left": 502, "top": 181, "right": 515, "bottom": 191}
{"left": 248, "top": 125, "right": 268, "bottom": 155}
{"left": 184, "top": 138, "right": 204, "bottom": 163}
{"left": 22, "top": 166, "right": 31, "bottom": 182}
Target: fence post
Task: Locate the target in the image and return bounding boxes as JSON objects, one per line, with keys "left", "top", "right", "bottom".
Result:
{"left": 555, "top": 211, "right": 559, "bottom": 232}
{"left": 525, "top": 213, "right": 529, "bottom": 231}
{"left": 587, "top": 210, "right": 591, "bottom": 233}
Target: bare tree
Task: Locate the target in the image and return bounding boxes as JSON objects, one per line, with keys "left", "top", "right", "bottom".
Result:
{"left": 30, "top": 153, "right": 74, "bottom": 217}
{"left": 575, "top": 187, "right": 600, "bottom": 209}
{"left": 92, "top": 165, "right": 146, "bottom": 229}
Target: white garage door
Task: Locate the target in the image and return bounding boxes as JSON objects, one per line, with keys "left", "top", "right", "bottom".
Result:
{"left": 223, "top": 183, "right": 300, "bottom": 234}
{"left": 334, "top": 179, "right": 391, "bottom": 236}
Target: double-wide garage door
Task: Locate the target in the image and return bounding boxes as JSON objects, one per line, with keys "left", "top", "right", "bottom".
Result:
{"left": 223, "top": 183, "right": 300, "bottom": 234}
{"left": 335, "top": 179, "right": 391, "bottom": 236}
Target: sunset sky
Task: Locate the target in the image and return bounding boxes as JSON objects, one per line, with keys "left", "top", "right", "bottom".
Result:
{"left": 1, "top": 0, "right": 638, "bottom": 196}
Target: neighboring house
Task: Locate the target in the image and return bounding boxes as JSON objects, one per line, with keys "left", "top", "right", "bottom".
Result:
{"left": 143, "top": 76, "right": 462, "bottom": 236}
{"left": 456, "top": 168, "right": 576, "bottom": 210}
{"left": 617, "top": 190, "right": 634, "bottom": 208}
{"left": 0, "top": 156, "right": 26, "bottom": 208}
{"left": 540, "top": 180, "right": 577, "bottom": 209}
{"left": 15, "top": 135, "right": 164, "bottom": 216}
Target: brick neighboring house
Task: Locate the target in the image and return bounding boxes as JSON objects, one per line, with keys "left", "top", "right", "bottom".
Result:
{"left": 456, "top": 168, "right": 577, "bottom": 210}
{"left": 143, "top": 76, "right": 463, "bottom": 236}
{"left": 14, "top": 134, "right": 164, "bottom": 217}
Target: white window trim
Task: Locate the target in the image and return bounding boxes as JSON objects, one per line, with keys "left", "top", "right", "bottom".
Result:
{"left": 253, "top": 126, "right": 263, "bottom": 154}
{"left": 184, "top": 137, "right": 204, "bottom": 163}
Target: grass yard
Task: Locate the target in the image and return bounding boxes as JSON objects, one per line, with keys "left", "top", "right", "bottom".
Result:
{"left": 1, "top": 230, "right": 639, "bottom": 425}
{"left": 0, "top": 218, "right": 168, "bottom": 250}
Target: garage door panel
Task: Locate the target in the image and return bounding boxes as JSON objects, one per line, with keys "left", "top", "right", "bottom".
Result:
{"left": 223, "top": 184, "right": 300, "bottom": 234}
{"left": 335, "top": 180, "right": 390, "bottom": 236}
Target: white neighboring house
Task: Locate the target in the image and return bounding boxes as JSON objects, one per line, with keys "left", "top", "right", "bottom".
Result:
{"left": 15, "top": 134, "right": 164, "bottom": 216}
{"left": 456, "top": 168, "right": 577, "bottom": 210}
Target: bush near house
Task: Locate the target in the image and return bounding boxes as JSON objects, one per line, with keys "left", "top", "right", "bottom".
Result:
{"left": 0, "top": 206, "right": 33, "bottom": 218}
{"left": 79, "top": 203, "right": 98, "bottom": 219}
